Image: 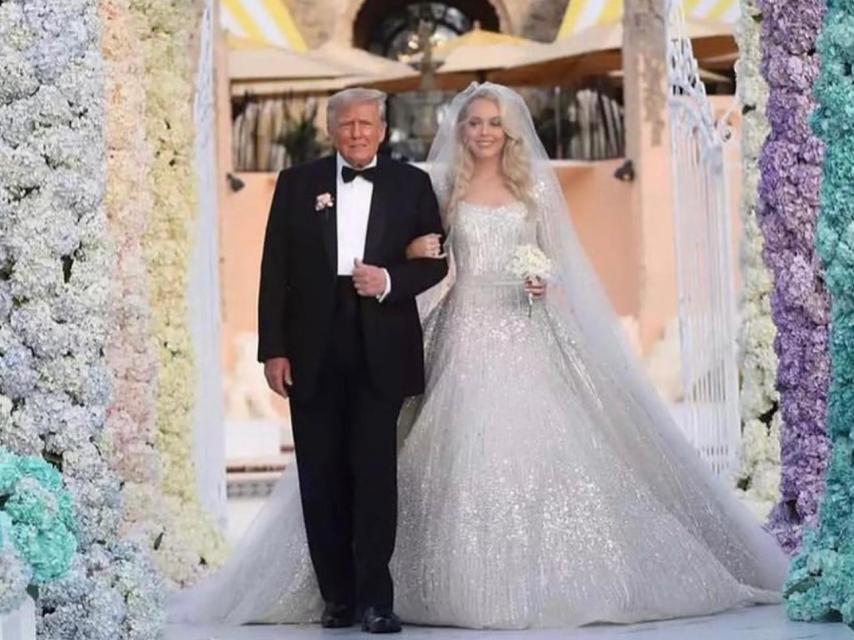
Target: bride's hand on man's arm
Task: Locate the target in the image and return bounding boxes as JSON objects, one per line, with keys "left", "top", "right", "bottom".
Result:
{"left": 525, "top": 276, "right": 546, "bottom": 300}
{"left": 406, "top": 233, "right": 445, "bottom": 260}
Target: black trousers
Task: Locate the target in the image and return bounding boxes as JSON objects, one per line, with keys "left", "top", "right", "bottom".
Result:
{"left": 289, "top": 277, "right": 402, "bottom": 610}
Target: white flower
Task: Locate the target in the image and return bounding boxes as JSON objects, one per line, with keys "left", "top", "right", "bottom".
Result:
{"left": 733, "top": 1, "right": 780, "bottom": 504}
{"left": 0, "top": 52, "right": 39, "bottom": 105}
{"left": 0, "top": 0, "right": 168, "bottom": 635}
{"left": 315, "top": 191, "right": 334, "bottom": 211}
{"left": 506, "top": 244, "right": 553, "bottom": 281}
{"left": 0, "top": 544, "right": 32, "bottom": 615}
{"left": 132, "top": 0, "right": 228, "bottom": 587}
{"left": 0, "top": 330, "right": 39, "bottom": 400}
{"left": 0, "top": 282, "right": 12, "bottom": 325}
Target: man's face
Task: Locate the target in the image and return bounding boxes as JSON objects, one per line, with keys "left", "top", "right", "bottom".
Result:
{"left": 331, "top": 101, "right": 386, "bottom": 168}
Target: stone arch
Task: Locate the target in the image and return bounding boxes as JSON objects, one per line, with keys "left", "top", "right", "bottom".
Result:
{"left": 333, "top": 0, "right": 515, "bottom": 47}
{"left": 521, "top": 0, "right": 570, "bottom": 42}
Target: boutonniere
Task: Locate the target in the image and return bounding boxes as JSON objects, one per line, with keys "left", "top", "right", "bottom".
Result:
{"left": 315, "top": 192, "right": 334, "bottom": 212}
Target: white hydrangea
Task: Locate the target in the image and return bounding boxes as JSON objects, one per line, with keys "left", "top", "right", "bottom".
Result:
{"left": 0, "top": 50, "right": 39, "bottom": 106}
{"left": 1, "top": 397, "right": 43, "bottom": 456}
{"left": 38, "top": 553, "right": 124, "bottom": 640}
{"left": 0, "top": 328, "right": 39, "bottom": 400}
{"left": 0, "top": 544, "right": 32, "bottom": 615}
{"left": 735, "top": 414, "right": 782, "bottom": 518}
{"left": 733, "top": 0, "right": 780, "bottom": 503}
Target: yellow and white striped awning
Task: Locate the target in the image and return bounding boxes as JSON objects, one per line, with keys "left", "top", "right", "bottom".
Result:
{"left": 558, "top": 0, "right": 740, "bottom": 38}
{"left": 221, "top": 0, "right": 307, "bottom": 51}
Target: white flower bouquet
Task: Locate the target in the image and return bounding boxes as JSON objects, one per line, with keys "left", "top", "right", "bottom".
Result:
{"left": 506, "top": 244, "right": 553, "bottom": 317}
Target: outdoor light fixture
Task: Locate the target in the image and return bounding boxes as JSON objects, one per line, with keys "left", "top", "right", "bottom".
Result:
{"left": 613, "top": 159, "right": 635, "bottom": 182}
{"left": 227, "top": 172, "right": 245, "bottom": 192}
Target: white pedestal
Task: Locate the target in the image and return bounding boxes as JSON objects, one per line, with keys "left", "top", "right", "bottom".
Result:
{"left": 0, "top": 595, "right": 35, "bottom": 640}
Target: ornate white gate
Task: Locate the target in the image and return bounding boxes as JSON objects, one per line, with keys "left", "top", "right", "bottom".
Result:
{"left": 190, "top": 0, "right": 228, "bottom": 526}
{"left": 665, "top": 0, "right": 741, "bottom": 476}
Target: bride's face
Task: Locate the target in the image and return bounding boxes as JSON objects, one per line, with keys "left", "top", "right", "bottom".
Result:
{"left": 462, "top": 98, "right": 506, "bottom": 161}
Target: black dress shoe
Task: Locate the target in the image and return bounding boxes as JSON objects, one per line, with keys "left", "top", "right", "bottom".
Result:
{"left": 321, "top": 602, "right": 355, "bottom": 628}
{"left": 361, "top": 606, "right": 402, "bottom": 634}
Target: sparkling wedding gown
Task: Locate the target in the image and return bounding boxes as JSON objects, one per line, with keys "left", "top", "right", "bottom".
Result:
{"left": 170, "top": 201, "right": 786, "bottom": 629}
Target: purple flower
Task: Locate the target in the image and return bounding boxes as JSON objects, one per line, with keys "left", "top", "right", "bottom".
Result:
{"left": 767, "top": 92, "right": 815, "bottom": 144}
{"left": 758, "top": 0, "right": 831, "bottom": 555}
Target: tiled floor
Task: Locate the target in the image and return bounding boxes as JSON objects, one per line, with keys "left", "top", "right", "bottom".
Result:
{"left": 166, "top": 605, "right": 851, "bottom": 640}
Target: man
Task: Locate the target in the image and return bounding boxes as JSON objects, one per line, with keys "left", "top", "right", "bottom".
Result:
{"left": 257, "top": 88, "right": 447, "bottom": 633}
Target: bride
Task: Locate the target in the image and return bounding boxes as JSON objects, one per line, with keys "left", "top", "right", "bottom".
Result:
{"left": 170, "top": 83, "right": 787, "bottom": 629}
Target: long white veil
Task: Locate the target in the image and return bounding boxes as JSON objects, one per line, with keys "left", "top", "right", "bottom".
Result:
{"left": 422, "top": 82, "right": 652, "bottom": 384}
{"left": 412, "top": 82, "right": 786, "bottom": 589}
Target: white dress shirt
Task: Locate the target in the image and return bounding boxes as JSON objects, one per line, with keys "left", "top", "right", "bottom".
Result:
{"left": 335, "top": 153, "right": 375, "bottom": 274}
{"left": 335, "top": 153, "right": 391, "bottom": 300}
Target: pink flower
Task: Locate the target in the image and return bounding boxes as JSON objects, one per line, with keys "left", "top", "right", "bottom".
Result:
{"left": 315, "top": 192, "right": 334, "bottom": 211}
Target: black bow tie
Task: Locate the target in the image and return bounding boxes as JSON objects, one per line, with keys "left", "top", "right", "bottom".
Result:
{"left": 342, "top": 165, "right": 377, "bottom": 183}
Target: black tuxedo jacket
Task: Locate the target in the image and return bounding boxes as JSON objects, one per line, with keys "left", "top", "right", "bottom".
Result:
{"left": 257, "top": 154, "right": 448, "bottom": 400}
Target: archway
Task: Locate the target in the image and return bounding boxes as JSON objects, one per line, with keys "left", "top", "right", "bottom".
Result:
{"left": 351, "top": 0, "right": 508, "bottom": 57}
{"left": 336, "top": 0, "right": 514, "bottom": 162}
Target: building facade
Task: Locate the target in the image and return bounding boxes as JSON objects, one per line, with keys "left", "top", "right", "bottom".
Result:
{"left": 285, "top": 0, "right": 570, "bottom": 50}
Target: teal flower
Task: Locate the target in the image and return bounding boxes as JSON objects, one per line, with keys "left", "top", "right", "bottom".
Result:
{"left": 15, "top": 456, "right": 63, "bottom": 492}
{"left": 11, "top": 523, "right": 77, "bottom": 584}
{"left": 781, "top": 0, "right": 854, "bottom": 625}
{"left": 0, "top": 447, "right": 79, "bottom": 591}
{"left": 0, "top": 449, "right": 20, "bottom": 495}
{"left": 5, "top": 477, "right": 60, "bottom": 530}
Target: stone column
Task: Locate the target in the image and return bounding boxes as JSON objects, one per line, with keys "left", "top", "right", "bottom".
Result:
{"left": 622, "top": 0, "right": 676, "bottom": 352}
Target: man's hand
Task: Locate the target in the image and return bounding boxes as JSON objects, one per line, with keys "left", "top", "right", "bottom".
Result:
{"left": 353, "top": 259, "right": 387, "bottom": 297}
{"left": 264, "top": 357, "right": 293, "bottom": 398}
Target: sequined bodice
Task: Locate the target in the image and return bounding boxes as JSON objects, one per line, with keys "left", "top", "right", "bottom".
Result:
{"left": 452, "top": 201, "right": 534, "bottom": 282}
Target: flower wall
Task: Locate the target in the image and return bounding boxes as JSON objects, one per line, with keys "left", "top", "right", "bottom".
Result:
{"left": 131, "top": 0, "right": 227, "bottom": 584}
{"left": 0, "top": 0, "right": 228, "bottom": 634}
{"left": 734, "top": 0, "right": 781, "bottom": 518}
{"left": 0, "top": 1, "right": 163, "bottom": 637}
{"left": 783, "top": 0, "right": 854, "bottom": 621}
{"left": 757, "top": 0, "right": 831, "bottom": 555}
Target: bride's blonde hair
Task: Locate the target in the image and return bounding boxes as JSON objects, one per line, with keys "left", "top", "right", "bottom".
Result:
{"left": 444, "top": 86, "right": 535, "bottom": 226}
